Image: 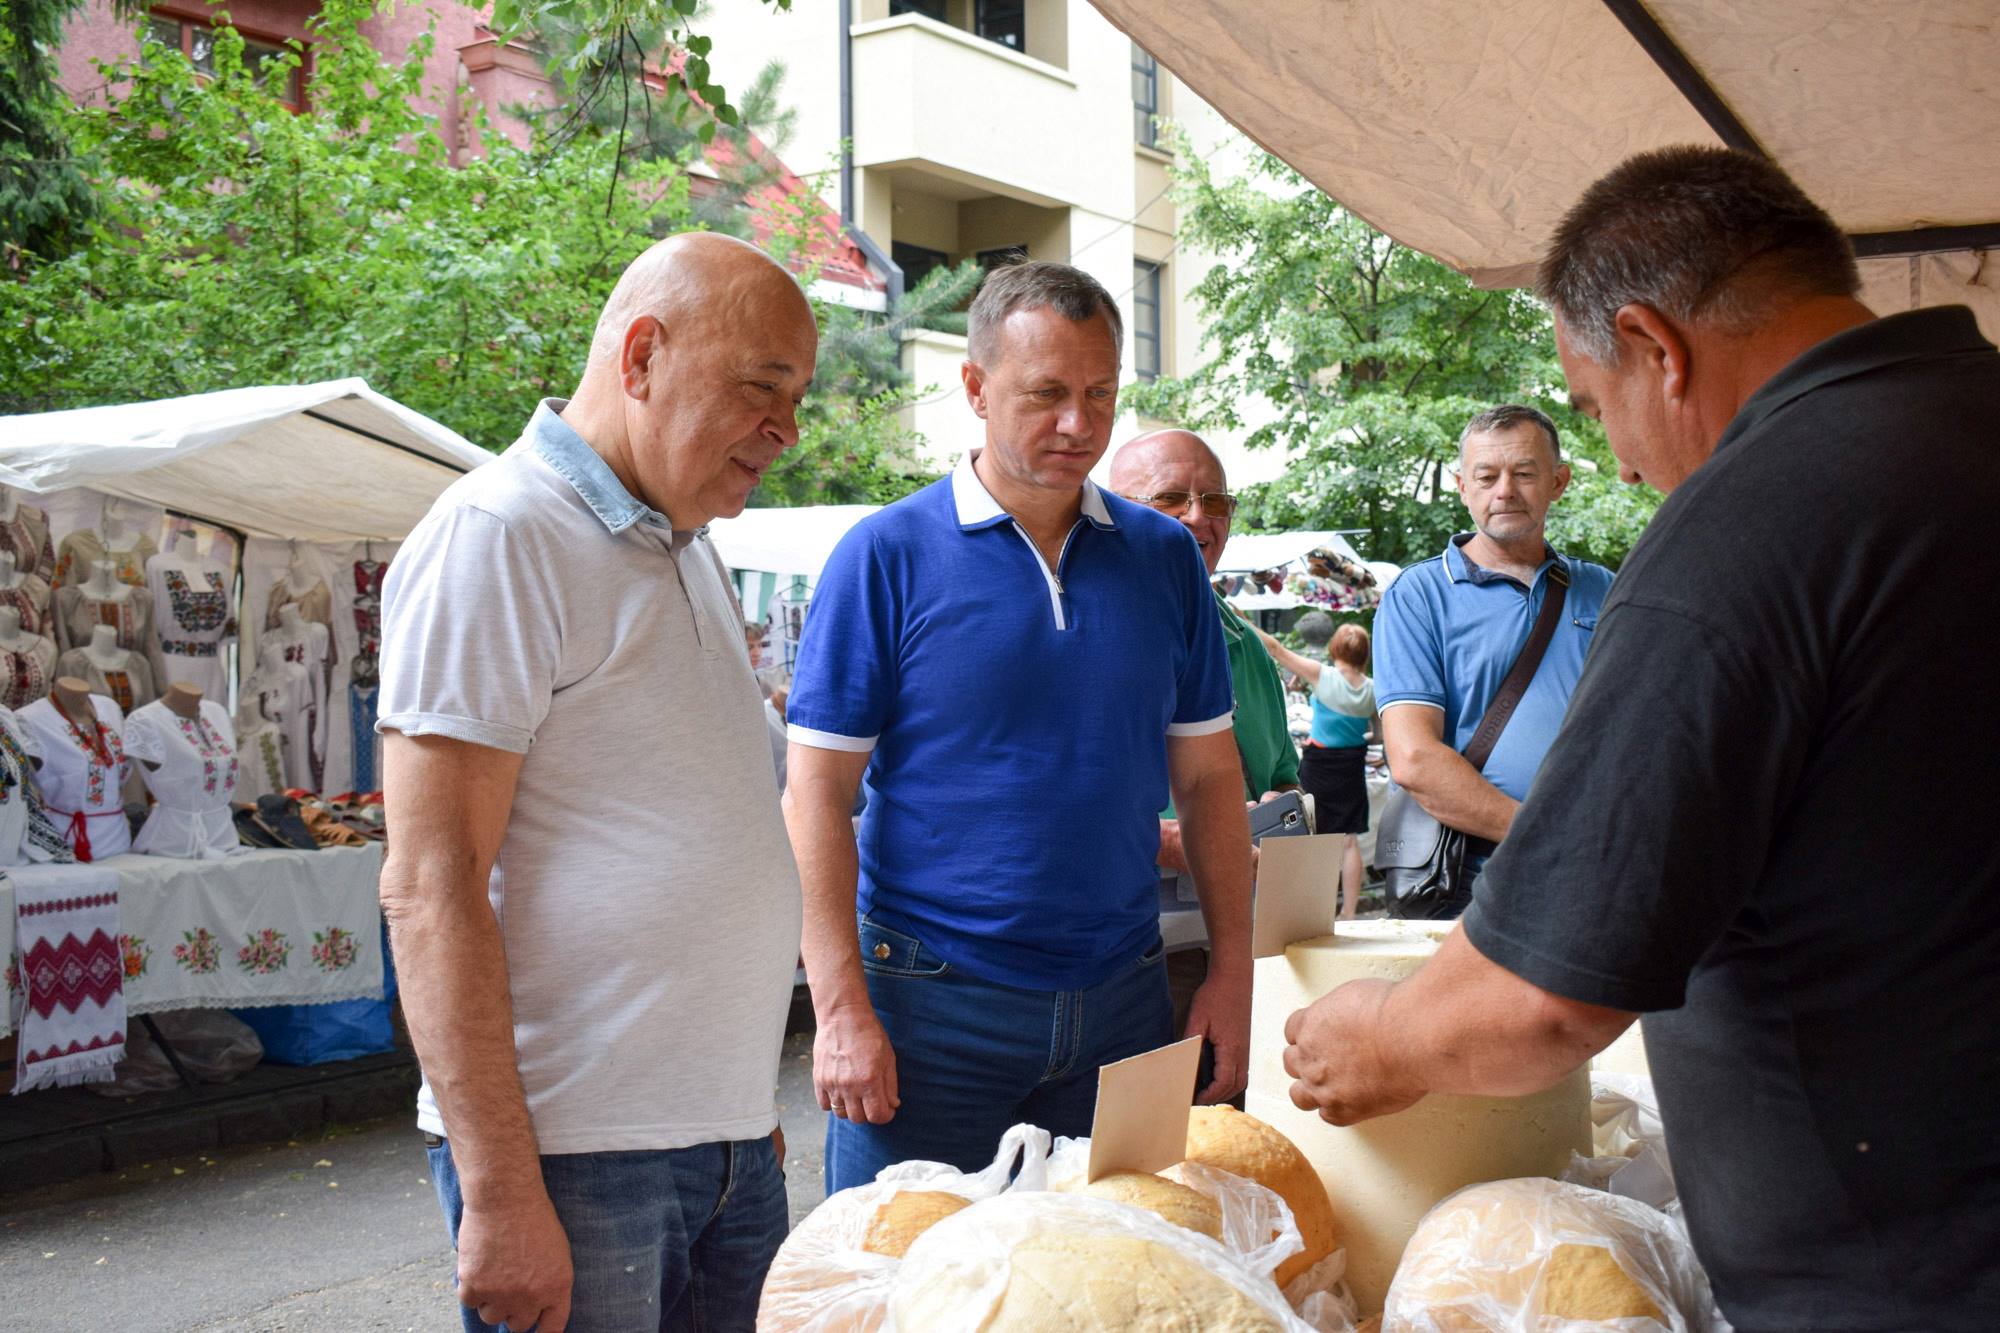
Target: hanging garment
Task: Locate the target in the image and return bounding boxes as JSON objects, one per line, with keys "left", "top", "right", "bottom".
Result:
{"left": 351, "top": 558, "right": 387, "bottom": 664}
{"left": 52, "top": 582, "right": 156, "bottom": 655}
{"left": 17, "top": 694, "right": 132, "bottom": 861}
{"left": 348, "top": 681, "right": 379, "bottom": 793}
{"left": 232, "top": 718, "right": 288, "bottom": 805}
{"left": 51, "top": 529, "right": 157, "bottom": 591}
{"left": 265, "top": 576, "right": 335, "bottom": 637}
{"left": 0, "top": 634, "right": 57, "bottom": 710}
{"left": 148, "top": 556, "right": 234, "bottom": 699}
{"left": 124, "top": 699, "right": 242, "bottom": 859}
{"left": 260, "top": 621, "right": 330, "bottom": 791}
{"left": 0, "top": 571, "right": 52, "bottom": 638}
{"left": 11, "top": 863, "right": 124, "bottom": 1091}
{"left": 243, "top": 661, "right": 315, "bottom": 791}
{"left": 0, "top": 502, "right": 56, "bottom": 583}
{"left": 52, "top": 648, "right": 157, "bottom": 715}
{"left": 0, "top": 708, "right": 76, "bottom": 867}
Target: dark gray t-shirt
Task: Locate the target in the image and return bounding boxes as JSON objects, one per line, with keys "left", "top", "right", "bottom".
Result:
{"left": 1463, "top": 307, "right": 2000, "bottom": 1332}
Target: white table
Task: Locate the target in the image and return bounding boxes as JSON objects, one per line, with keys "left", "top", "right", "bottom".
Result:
{"left": 3, "top": 844, "right": 383, "bottom": 1040}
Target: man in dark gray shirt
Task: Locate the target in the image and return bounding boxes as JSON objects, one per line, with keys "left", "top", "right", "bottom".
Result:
{"left": 1279, "top": 146, "right": 2000, "bottom": 1330}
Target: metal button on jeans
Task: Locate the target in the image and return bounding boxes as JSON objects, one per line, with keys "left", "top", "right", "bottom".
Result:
{"left": 873, "top": 942, "right": 892, "bottom": 960}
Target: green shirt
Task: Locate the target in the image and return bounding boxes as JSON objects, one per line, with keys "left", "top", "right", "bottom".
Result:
{"left": 1216, "top": 590, "right": 1301, "bottom": 797}
{"left": 1164, "top": 591, "right": 1302, "bottom": 818}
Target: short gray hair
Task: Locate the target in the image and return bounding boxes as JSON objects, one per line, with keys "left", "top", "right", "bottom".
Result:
{"left": 966, "top": 260, "right": 1123, "bottom": 365}
{"left": 1537, "top": 146, "right": 1859, "bottom": 365}
{"left": 1459, "top": 404, "right": 1563, "bottom": 466}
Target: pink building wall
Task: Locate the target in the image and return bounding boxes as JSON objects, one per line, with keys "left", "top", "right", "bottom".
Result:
{"left": 56, "top": 0, "right": 552, "bottom": 161}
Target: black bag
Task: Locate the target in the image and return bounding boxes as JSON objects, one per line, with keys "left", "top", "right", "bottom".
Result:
{"left": 233, "top": 795, "right": 320, "bottom": 852}
{"left": 1374, "top": 563, "right": 1569, "bottom": 919}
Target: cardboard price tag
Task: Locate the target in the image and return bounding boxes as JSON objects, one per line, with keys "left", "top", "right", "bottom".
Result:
{"left": 1086, "top": 1036, "right": 1202, "bottom": 1183}
{"left": 1252, "top": 833, "right": 1346, "bottom": 958}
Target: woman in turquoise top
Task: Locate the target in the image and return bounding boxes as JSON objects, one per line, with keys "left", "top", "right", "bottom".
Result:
{"left": 1258, "top": 623, "right": 1377, "bottom": 919}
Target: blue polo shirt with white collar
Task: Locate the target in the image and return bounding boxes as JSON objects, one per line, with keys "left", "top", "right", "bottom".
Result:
{"left": 786, "top": 452, "right": 1235, "bottom": 990}
{"left": 1374, "top": 534, "right": 1614, "bottom": 803}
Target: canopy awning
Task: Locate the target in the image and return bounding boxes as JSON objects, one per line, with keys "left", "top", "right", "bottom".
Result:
{"left": 705, "top": 504, "right": 881, "bottom": 581}
{"left": 0, "top": 380, "right": 492, "bottom": 542}
{"left": 1092, "top": 0, "right": 2000, "bottom": 337}
{"left": 1214, "top": 530, "right": 1365, "bottom": 575}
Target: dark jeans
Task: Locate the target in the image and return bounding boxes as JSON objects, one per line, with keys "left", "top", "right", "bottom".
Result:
{"left": 427, "top": 1133, "right": 787, "bottom": 1333}
{"left": 823, "top": 914, "right": 1174, "bottom": 1194}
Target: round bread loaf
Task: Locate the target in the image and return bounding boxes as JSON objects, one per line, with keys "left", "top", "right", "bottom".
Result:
{"left": 891, "top": 1193, "right": 1292, "bottom": 1332}
{"left": 1383, "top": 1177, "right": 1715, "bottom": 1331}
{"left": 860, "top": 1190, "right": 971, "bottom": 1259}
{"left": 1185, "top": 1105, "right": 1339, "bottom": 1286}
{"left": 1065, "top": 1171, "right": 1224, "bottom": 1240}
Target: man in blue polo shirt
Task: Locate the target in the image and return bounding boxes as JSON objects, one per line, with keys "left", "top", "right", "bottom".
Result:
{"left": 1375, "top": 404, "right": 1613, "bottom": 895}
{"left": 783, "top": 262, "right": 1255, "bottom": 1192}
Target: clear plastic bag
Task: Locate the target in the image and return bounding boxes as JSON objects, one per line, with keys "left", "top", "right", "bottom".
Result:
{"left": 1381, "top": 1178, "right": 1722, "bottom": 1333}
{"left": 889, "top": 1189, "right": 1320, "bottom": 1331}
{"left": 86, "top": 1009, "right": 264, "bottom": 1097}
{"left": 1561, "top": 1073, "right": 1679, "bottom": 1215}
{"left": 757, "top": 1123, "right": 1052, "bottom": 1332}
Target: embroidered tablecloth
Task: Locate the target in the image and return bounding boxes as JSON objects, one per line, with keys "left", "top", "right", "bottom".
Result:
{"left": 3, "top": 844, "right": 383, "bottom": 1038}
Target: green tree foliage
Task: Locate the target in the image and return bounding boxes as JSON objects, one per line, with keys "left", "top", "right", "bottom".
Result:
{"left": 1125, "top": 138, "right": 1660, "bottom": 568}
{"left": 0, "top": 0, "right": 700, "bottom": 446}
{"left": 1, "top": 0, "right": 96, "bottom": 258}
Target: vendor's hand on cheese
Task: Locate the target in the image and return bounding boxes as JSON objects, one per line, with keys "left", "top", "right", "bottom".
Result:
{"left": 1283, "top": 927, "right": 1633, "bottom": 1126}
{"left": 814, "top": 999, "right": 901, "bottom": 1125}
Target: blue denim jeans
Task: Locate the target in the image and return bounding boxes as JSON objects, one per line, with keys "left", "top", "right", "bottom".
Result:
{"left": 824, "top": 914, "right": 1174, "bottom": 1194}
{"left": 427, "top": 1133, "right": 787, "bottom": 1333}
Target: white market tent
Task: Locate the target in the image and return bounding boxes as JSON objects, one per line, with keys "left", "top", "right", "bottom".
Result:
{"left": 0, "top": 379, "right": 492, "bottom": 542}
{"left": 1090, "top": 0, "right": 2000, "bottom": 338}
{"left": 1214, "top": 530, "right": 1365, "bottom": 576}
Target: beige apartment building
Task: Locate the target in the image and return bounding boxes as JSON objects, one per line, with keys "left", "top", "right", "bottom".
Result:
{"left": 701, "top": 0, "right": 1279, "bottom": 483}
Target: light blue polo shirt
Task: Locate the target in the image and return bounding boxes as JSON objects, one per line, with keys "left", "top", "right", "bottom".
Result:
{"left": 786, "top": 452, "right": 1235, "bottom": 991}
{"left": 1374, "top": 534, "right": 1613, "bottom": 802}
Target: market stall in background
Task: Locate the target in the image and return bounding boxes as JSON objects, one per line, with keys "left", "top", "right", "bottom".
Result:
{"left": 0, "top": 380, "right": 489, "bottom": 1090}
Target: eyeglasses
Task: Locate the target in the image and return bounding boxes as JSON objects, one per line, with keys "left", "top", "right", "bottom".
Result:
{"left": 1125, "top": 490, "right": 1238, "bottom": 518}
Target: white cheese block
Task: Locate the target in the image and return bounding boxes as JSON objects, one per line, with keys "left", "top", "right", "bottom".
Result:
{"left": 1247, "top": 920, "right": 1592, "bottom": 1314}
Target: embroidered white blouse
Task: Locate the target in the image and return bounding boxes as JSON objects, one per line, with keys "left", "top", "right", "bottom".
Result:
{"left": 124, "top": 699, "right": 242, "bottom": 859}
{"left": 16, "top": 694, "right": 133, "bottom": 861}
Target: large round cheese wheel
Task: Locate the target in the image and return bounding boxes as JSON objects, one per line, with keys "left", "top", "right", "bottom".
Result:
{"left": 861, "top": 1190, "right": 971, "bottom": 1259}
{"left": 1383, "top": 1178, "right": 1714, "bottom": 1332}
{"left": 891, "top": 1192, "right": 1298, "bottom": 1332}
{"left": 1185, "top": 1105, "right": 1339, "bottom": 1287}
{"left": 1065, "top": 1171, "right": 1224, "bottom": 1240}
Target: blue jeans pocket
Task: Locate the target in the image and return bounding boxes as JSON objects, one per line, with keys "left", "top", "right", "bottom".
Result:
{"left": 858, "top": 915, "right": 950, "bottom": 979}
{"left": 1134, "top": 935, "right": 1167, "bottom": 969}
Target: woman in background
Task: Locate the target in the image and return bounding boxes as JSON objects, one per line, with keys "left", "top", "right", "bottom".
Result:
{"left": 1257, "top": 623, "right": 1376, "bottom": 919}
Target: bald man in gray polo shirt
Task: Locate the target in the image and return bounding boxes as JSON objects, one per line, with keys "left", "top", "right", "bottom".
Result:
{"left": 378, "top": 234, "right": 816, "bottom": 1333}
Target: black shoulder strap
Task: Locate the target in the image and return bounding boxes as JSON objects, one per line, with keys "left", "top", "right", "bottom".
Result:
{"left": 1462, "top": 562, "right": 1570, "bottom": 771}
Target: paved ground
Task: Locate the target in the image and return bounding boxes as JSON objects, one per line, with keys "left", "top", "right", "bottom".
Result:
{"left": 0, "top": 1031, "right": 824, "bottom": 1332}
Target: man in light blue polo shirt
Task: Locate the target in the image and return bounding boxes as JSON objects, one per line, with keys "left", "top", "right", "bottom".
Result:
{"left": 1375, "top": 404, "right": 1614, "bottom": 896}
{"left": 783, "top": 262, "right": 1256, "bottom": 1192}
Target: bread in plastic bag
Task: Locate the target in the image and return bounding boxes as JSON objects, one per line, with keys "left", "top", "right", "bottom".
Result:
{"left": 1067, "top": 1170, "right": 1224, "bottom": 1239}
{"left": 1381, "top": 1178, "right": 1720, "bottom": 1333}
{"left": 888, "top": 1189, "right": 1320, "bottom": 1331}
{"left": 758, "top": 1123, "right": 1051, "bottom": 1331}
{"left": 1185, "top": 1104, "right": 1343, "bottom": 1287}
{"left": 1562, "top": 1073, "right": 1679, "bottom": 1216}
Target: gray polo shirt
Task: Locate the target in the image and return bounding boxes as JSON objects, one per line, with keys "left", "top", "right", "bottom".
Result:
{"left": 378, "top": 400, "right": 801, "bottom": 1153}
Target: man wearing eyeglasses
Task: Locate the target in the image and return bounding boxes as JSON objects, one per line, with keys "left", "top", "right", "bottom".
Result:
{"left": 1109, "top": 430, "right": 1302, "bottom": 867}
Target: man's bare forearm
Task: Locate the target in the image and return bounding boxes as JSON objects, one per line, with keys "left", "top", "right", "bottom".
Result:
{"left": 1173, "top": 746, "right": 1255, "bottom": 970}
{"left": 381, "top": 852, "right": 542, "bottom": 1203}
{"left": 1385, "top": 930, "right": 1632, "bottom": 1097}
{"left": 782, "top": 750, "right": 872, "bottom": 1018}
{"left": 1391, "top": 738, "right": 1518, "bottom": 842}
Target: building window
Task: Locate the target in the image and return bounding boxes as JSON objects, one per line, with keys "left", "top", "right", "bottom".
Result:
{"left": 976, "top": 245, "right": 1029, "bottom": 271}
{"left": 1132, "top": 43, "right": 1159, "bottom": 148}
{"left": 144, "top": 13, "right": 305, "bottom": 108}
{"left": 889, "top": 0, "right": 947, "bottom": 19}
{"left": 891, "top": 241, "right": 948, "bottom": 292}
{"left": 975, "top": 0, "right": 1025, "bottom": 51}
{"left": 1133, "top": 260, "right": 1163, "bottom": 380}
